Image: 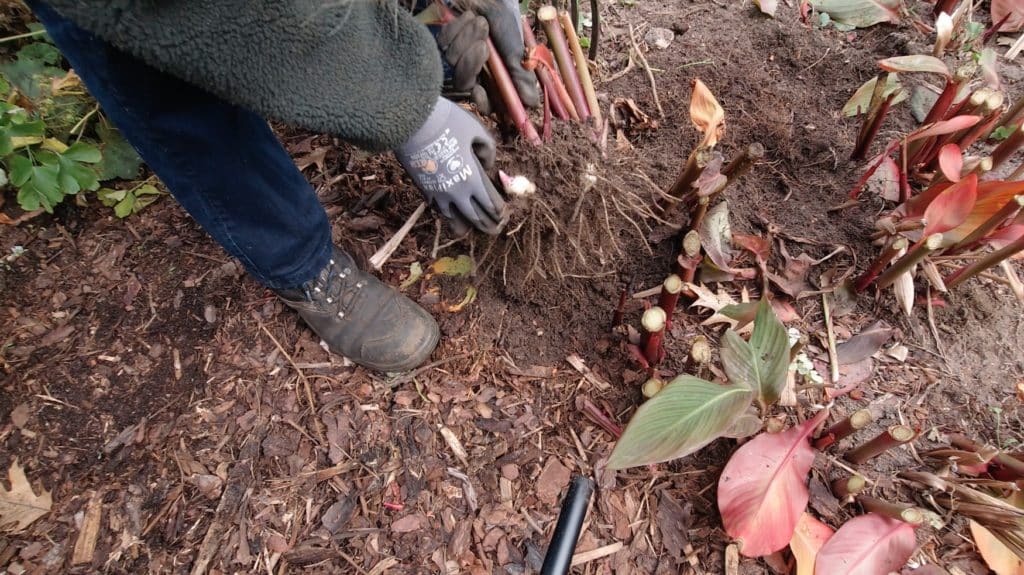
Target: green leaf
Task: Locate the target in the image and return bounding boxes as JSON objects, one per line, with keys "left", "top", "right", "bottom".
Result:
{"left": 607, "top": 375, "right": 752, "bottom": 469}
{"left": 113, "top": 194, "right": 135, "bottom": 218}
{"left": 17, "top": 182, "right": 42, "bottom": 211}
{"left": 18, "top": 43, "right": 61, "bottom": 66}
{"left": 843, "top": 75, "right": 907, "bottom": 117}
{"left": 7, "top": 154, "right": 33, "bottom": 187}
{"left": 991, "top": 126, "right": 1015, "bottom": 141}
{"left": 62, "top": 142, "right": 101, "bottom": 163}
{"left": 720, "top": 299, "right": 790, "bottom": 409}
{"left": 430, "top": 254, "right": 474, "bottom": 277}
{"left": 810, "top": 0, "right": 900, "bottom": 28}
{"left": 30, "top": 163, "right": 61, "bottom": 203}
{"left": 93, "top": 123, "right": 143, "bottom": 181}
{"left": 97, "top": 187, "right": 127, "bottom": 207}
{"left": 0, "top": 130, "right": 12, "bottom": 156}
{"left": 57, "top": 155, "right": 99, "bottom": 194}
{"left": 0, "top": 75, "right": 9, "bottom": 97}
{"left": 400, "top": 262, "right": 424, "bottom": 289}
{"left": 0, "top": 167, "right": 7, "bottom": 187}
{"left": 7, "top": 120, "right": 45, "bottom": 139}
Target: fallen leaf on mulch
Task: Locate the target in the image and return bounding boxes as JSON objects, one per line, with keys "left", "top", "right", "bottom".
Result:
{"left": 0, "top": 460, "right": 52, "bottom": 533}
{"left": 39, "top": 324, "right": 75, "bottom": 347}
{"left": 537, "top": 458, "right": 571, "bottom": 506}
{"left": 391, "top": 513, "right": 426, "bottom": 533}
{"left": 836, "top": 320, "right": 894, "bottom": 364}
{"left": 768, "top": 242, "right": 815, "bottom": 299}
{"left": 656, "top": 491, "right": 692, "bottom": 563}
{"left": 10, "top": 404, "right": 30, "bottom": 429}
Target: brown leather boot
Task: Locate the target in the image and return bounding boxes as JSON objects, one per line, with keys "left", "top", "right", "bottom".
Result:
{"left": 275, "top": 247, "right": 439, "bottom": 372}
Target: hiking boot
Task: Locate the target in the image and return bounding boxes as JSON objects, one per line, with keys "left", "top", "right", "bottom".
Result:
{"left": 274, "top": 247, "right": 439, "bottom": 372}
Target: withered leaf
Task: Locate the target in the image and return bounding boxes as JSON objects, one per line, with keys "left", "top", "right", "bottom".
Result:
{"left": 836, "top": 320, "right": 895, "bottom": 365}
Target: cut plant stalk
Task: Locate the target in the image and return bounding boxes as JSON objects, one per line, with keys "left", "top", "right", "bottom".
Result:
{"left": 668, "top": 147, "right": 709, "bottom": 201}
{"left": 642, "top": 377, "right": 665, "bottom": 399}
{"left": 640, "top": 306, "right": 667, "bottom": 368}
{"left": 945, "top": 234, "right": 1024, "bottom": 289}
{"left": 950, "top": 434, "right": 1024, "bottom": 478}
{"left": 991, "top": 121, "right": 1024, "bottom": 171}
{"left": 814, "top": 409, "right": 874, "bottom": 450}
{"left": 855, "top": 237, "right": 909, "bottom": 292}
{"left": 677, "top": 230, "right": 702, "bottom": 289}
{"left": 844, "top": 425, "right": 917, "bottom": 464}
{"left": 436, "top": 3, "right": 540, "bottom": 145}
{"left": 657, "top": 274, "right": 684, "bottom": 331}
{"left": 721, "top": 142, "right": 765, "bottom": 191}
{"left": 874, "top": 234, "right": 944, "bottom": 290}
{"left": 857, "top": 496, "right": 925, "bottom": 525}
{"left": 831, "top": 474, "right": 867, "bottom": 499}
{"left": 686, "top": 335, "right": 712, "bottom": 373}
{"left": 558, "top": 11, "right": 601, "bottom": 125}
{"left": 538, "top": 6, "right": 590, "bottom": 123}
{"left": 522, "top": 17, "right": 571, "bottom": 122}
{"left": 951, "top": 195, "right": 1024, "bottom": 251}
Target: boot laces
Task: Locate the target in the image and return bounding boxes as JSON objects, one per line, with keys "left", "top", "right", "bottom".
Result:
{"left": 302, "top": 257, "right": 365, "bottom": 319}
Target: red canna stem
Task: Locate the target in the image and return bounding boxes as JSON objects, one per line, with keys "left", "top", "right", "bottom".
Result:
{"left": 538, "top": 6, "right": 590, "bottom": 123}
{"left": 611, "top": 274, "right": 635, "bottom": 328}
{"left": 844, "top": 425, "right": 917, "bottom": 464}
{"left": 933, "top": 0, "right": 958, "bottom": 17}
{"left": 832, "top": 474, "right": 867, "bottom": 499}
{"left": 657, "top": 274, "right": 684, "bottom": 331}
{"left": 991, "top": 121, "right": 1024, "bottom": 171}
{"left": 640, "top": 306, "right": 667, "bottom": 368}
{"left": 522, "top": 16, "right": 570, "bottom": 121}
{"left": 945, "top": 234, "right": 1024, "bottom": 289}
{"left": 577, "top": 397, "right": 622, "bottom": 438}
{"left": 983, "top": 12, "right": 1013, "bottom": 45}
{"left": 857, "top": 496, "right": 925, "bottom": 525}
{"left": 852, "top": 91, "right": 899, "bottom": 161}
{"left": 875, "top": 234, "right": 943, "bottom": 290}
{"left": 558, "top": 10, "right": 601, "bottom": 125}
{"left": 437, "top": 3, "right": 540, "bottom": 145}
{"left": 813, "top": 409, "right": 874, "bottom": 449}
{"left": 950, "top": 195, "right": 1024, "bottom": 252}
{"left": 950, "top": 434, "right": 1024, "bottom": 478}
{"left": 856, "top": 237, "right": 909, "bottom": 292}
{"left": 924, "top": 78, "right": 960, "bottom": 126}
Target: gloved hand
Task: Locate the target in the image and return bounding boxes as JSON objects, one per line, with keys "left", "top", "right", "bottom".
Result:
{"left": 395, "top": 97, "right": 507, "bottom": 235}
{"left": 437, "top": 0, "right": 540, "bottom": 114}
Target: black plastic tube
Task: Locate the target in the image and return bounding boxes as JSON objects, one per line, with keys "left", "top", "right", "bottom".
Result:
{"left": 540, "top": 475, "right": 594, "bottom": 575}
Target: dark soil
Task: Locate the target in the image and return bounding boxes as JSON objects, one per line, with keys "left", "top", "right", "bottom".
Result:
{"left": 2, "top": 1, "right": 1023, "bottom": 574}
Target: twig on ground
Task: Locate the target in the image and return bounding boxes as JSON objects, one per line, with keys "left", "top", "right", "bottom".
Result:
{"left": 258, "top": 322, "right": 327, "bottom": 446}
{"left": 571, "top": 542, "right": 624, "bottom": 566}
{"left": 388, "top": 351, "right": 475, "bottom": 388}
{"left": 627, "top": 23, "right": 664, "bottom": 119}
{"left": 369, "top": 202, "right": 427, "bottom": 270}
{"left": 822, "top": 293, "right": 840, "bottom": 383}
{"left": 926, "top": 287, "right": 946, "bottom": 359}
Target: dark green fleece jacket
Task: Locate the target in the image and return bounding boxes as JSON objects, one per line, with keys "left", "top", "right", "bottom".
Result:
{"left": 42, "top": 1, "right": 443, "bottom": 151}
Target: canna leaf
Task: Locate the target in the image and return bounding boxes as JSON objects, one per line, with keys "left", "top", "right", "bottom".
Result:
{"left": 970, "top": 520, "right": 1024, "bottom": 575}
{"left": 906, "top": 115, "right": 981, "bottom": 143}
{"left": 992, "top": 0, "right": 1024, "bottom": 33}
{"left": 720, "top": 299, "right": 790, "bottom": 408}
{"left": 810, "top": 0, "right": 899, "bottom": 28}
{"left": 791, "top": 513, "right": 834, "bottom": 575}
{"left": 690, "top": 79, "right": 725, "bottom": 148}
{"left": 878, "top": 55, "right": 951, "bottom": 78}
{"left": 607, "top": 375, "right": 751, "bottom": 469}
{"left": 937, "top": 144, "right": 963, "bottom": 182}
{"left": 867, "top": 156, "right": 901, "bottom": 201}
{"left": 987, "top": 211, "right": 1024, "bottom": 249}
{"left": 699, "top": 200, "right": 734, "bottom": 271}
{"left": 843, "top": 75, "right": 906, "bottom": 116}
{"left": 718, "top": 409, "right": 830, "bottom": 557}
{"left": 813, "top": 513, "right": 916, "bottom": 575}
{"left": 942, "top": 181, "right": 1024, "bottom": 245}
{"left": 923, "top": 173, "right": 978, "bottom": 236}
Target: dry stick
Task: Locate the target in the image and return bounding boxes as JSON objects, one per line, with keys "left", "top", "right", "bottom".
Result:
{"left": 658, "top": 274, "right": 684, "bottom": 331}
{"left": 822, "top": 293, "right": 840, "bottom": 384}
{"left": 855, "top": 237, "right": 909, "bottom": 292}
{"left": 258, "top": 323, "right": 327, "bottom": 446}
{"left": 874, "top": 234, "right": 944, "bottom": 290}
{"left": 640, "top": 306, "right": 667, "bottom": 368}
{"left": 951, "top": 195, "right": 1024, "bottom": 251}
{"left": 991, "top": 122, "right": 1024, "bottom": 170}
{"left": 814, "top": 409, "right": 874, "bottom": 450}
{"left": 858, "top": 496, "right": 925, "bottom": 525}
{"left": 845, "top": 425, "right": 917, "bottom": 464}
{"left": 539, "top": 6, "right": 590, "bottom": 122}
{"left": 522, "top": 17, "right": 571, "bottom": 121}
{"left": 951, "top": 434, "right": 1024, "bottom": 477}
{"left": 627, "top": 23, "right": 664, "bottom": 119}
{"left": 559, "top": 11, "right": 601, "bottom": 125}
{"left": 369, "top": 202, "right": 427, "bottom": 270}
{"left": 946, "top": 234, "right": 1024, "bottom": 288}
{"left": 997, "top": 95, "right": 1024, "bottom": 131}
{"left": 587, "top": 0, "right": 600, "bottom": 61}
{"left": 832, "top": 474, "right": 867, "bottom": 499}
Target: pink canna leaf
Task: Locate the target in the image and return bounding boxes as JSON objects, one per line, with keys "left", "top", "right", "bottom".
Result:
{"left": 814, "top": 513, "right": 917, "bottom": 575}
{"left": 942, "top": 181, "right": 1024, "bottom": 244}
{"left": 718, "top": 409, "right": 830, "bottom": 557}
{"left": 992, "top": 0, "right": 1024, "bottom": 32}
{"left": 878, "top": 55, "right": 951, "bottom": 78}
{"left": 791, "top": 513, "right": 835, "bottom": 575}
{"left": 899, "top": 181, "right": 952, "bottom": 219}
{"left": 906, "top": 116, "right": 982, "bottom": 143}
{"left": 987, "top": 212, "right": 1024, "bottom": 249}
{"left": 923, "top": 173, "right": 978, "bottom": 236}
{"left": 937, "top": 144, "right": 963, "bottom": 182}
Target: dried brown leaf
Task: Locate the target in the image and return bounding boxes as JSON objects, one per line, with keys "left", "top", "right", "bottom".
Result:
{"left": 0, "top": 460, "right": 52, "bottom": 533}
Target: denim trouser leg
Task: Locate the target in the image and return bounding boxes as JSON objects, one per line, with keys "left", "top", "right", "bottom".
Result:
{"left": 28, "top": 1, "right": 333, "bottom": 290}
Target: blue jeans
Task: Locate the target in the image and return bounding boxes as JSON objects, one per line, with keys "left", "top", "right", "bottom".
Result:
{"left": 29, "top": 1, "right": 333, "bottom": 290}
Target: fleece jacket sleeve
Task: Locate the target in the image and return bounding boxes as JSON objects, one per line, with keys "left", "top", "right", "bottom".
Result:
{"left": 40, "top": 0, "right": 443, "bottom": 151}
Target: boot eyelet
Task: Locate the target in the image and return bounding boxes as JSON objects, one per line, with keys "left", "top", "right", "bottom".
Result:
{"left": 343, "top": 268, "right": 351, "bottom": 275}
{"left": 314, "top": 287, "right": 321, "bottom": 293}
{"left": 329, "top": 259, "right": 335, "bottom": 265}
{"left": 356, "top": 281, "right": 364, "bottom": 288}
{"left": 337, "top": 311, "right": 345, "bottom": 318}
{"left": 326, "top": 297, "right": 333, "bottom": 303}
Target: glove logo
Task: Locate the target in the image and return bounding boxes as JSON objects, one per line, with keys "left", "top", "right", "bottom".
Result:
{"left": 445, "top": 157, "right": 463, "bottom": 174}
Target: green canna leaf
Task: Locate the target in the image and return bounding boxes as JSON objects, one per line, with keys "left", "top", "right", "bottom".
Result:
{"left": 879, "top": 55, "right": 951, "bottom": 78}
{"left": 607, "top": 375, "right": 751, "bottom": 469}
{"left": 720, "top": 299, "right": 790, "bottom": 409}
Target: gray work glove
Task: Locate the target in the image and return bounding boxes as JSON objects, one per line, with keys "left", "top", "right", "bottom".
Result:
{"left": 395, "top": 97, "right": 507, "bottom": 235}
{"left": 437, "top": 0, "right": 540, "bottom": 114}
